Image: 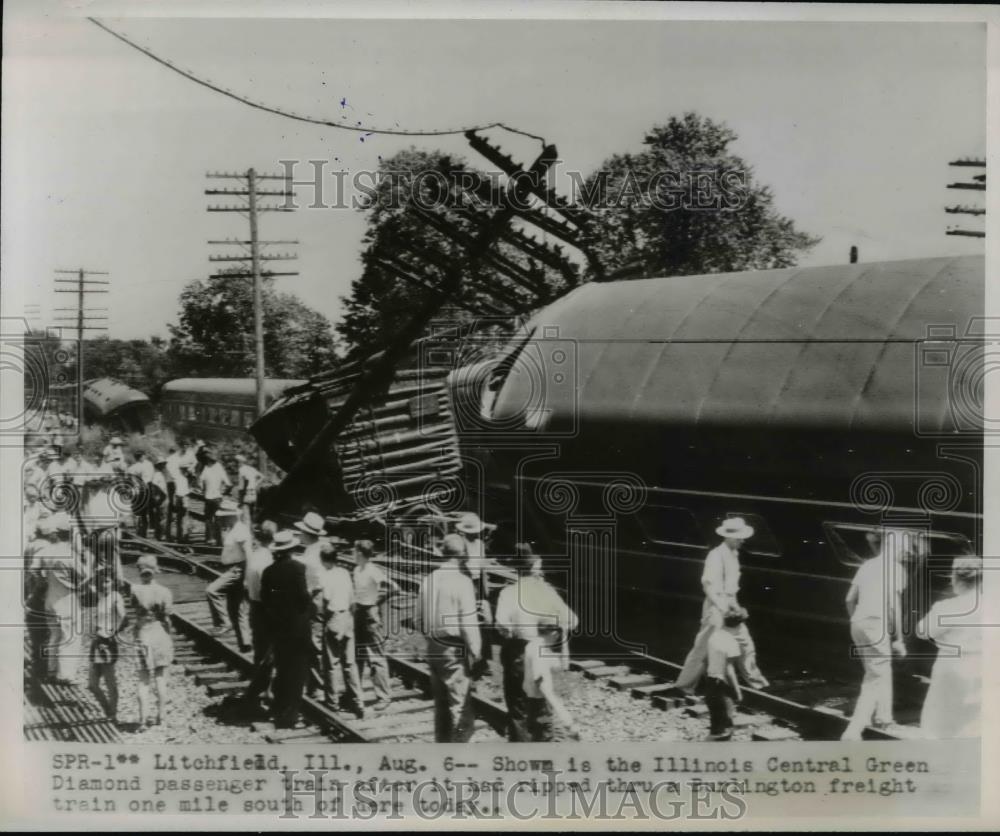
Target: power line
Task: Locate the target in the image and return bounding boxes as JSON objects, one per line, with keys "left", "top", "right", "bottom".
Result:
{"left": 88, "top": 17, "right": 548, "bottom": 145}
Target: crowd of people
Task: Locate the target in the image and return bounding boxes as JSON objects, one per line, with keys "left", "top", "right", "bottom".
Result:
{"left": 200, "top": 508, "right": 582, "bottom": 741}
{"left": 22, "top": 431, "right": 983, "bottom": 742}
{"left": 669, "top": 516, "right": 984, "bottom": 742}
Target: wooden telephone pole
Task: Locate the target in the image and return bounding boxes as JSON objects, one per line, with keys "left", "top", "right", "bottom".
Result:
{"left": 946, "top": 158, "right": 986, "bottom": 238}
{"left": 206, "top": 170, "right": 297, "bottom": 467}
{"left": 53, "top": 268, "right": 109, "bottom": 437}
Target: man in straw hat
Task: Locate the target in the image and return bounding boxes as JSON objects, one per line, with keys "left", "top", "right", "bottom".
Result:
{"left": 413, "top": 533, "right": 482, "bottom": 742}
{"left": 260, "top": 529, "right": 311, "bottom": 728}
{"left": 293, "top": 510, "right": 327, "bottom": 698}
{"left": 673, "top": 516, "right": 769, "bottom": 693}
{"left": 205, "top": 500, "right": 252, "bottom": 651}
{"left": 454, "top": 512, "right": 498, "bottom": 664}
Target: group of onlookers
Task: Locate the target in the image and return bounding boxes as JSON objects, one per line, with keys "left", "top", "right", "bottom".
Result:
{"left": 670, "top": 516, "right": 983, "bottom": 741}
{"left": 201, "top": 508, "right": 581, "bottom": 741}
{"left": 204, "top": 508, "right": 401, "bottom": 729}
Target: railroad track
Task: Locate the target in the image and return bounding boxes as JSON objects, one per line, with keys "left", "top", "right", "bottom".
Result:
{"left": 120, "top": 533, "right": 507, "bottom": 744}
{"left": 120, "top": 531, "right": 921, "bottom": 744}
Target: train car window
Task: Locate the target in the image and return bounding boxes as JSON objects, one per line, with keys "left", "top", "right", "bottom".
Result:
{"left": 231, "top": 409, "right": 241, "bottom": 427}
{"left": 715, "top": 512, "right": 782, "bottom": 557}
{"left": 635, "top": 505, "right": 707, "bottom": 550}
{"left": 242, "top": 410, "right": 253, "bottom": 428}
{"left": 210, "top": 407, "right": 219, "bottom": 424}
{"left": 822, "top": 522, "right": 973, "bottom": 570}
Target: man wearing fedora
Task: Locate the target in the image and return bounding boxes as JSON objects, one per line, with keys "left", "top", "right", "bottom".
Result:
{"left": 198, "top": 448, "right": 231, "bottom": 546}
{"left": 674, "top": 517, "right": 769, "bottom": 693}
{"left": 414, "top": 533, "right": 482, "bottom": 742}
{"left": 205, "top": 500, "right": 252, "bottom": 651}
{"left": 261, "top": 529, "right": 311, "bottom": 728}
{"left": 293, "top": 511, "right": 328, "bottom": 698}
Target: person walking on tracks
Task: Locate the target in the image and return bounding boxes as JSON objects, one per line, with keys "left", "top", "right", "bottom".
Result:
{"left": 352, "top": 539, "right": 399, "bottom": 714}
{"left": 841, "top": 528, "right": 912, "bottom": 740}
{"left": 130, "top": 554, "right": 174, "bottom": 727}
{"left": 414, "top": 533, "right": 482, "bottom": 742}
{"left": 918, "top": 555, "right": 982, "bottom": 740}
{"left": 674, "top": 517, "right": 769, "bottom": 693}
{"left": 261, "top": 529, "right": 312, "bottom": 729}
{"left": 495, "top": 543, "right": 579, "bottom": 741}
{"left": 198, "top": 449, "right": 231, "bottom": 546}
{"left": 318, "top": 542, "right": 364, "bottom": 717}
{"left": 205, "top": 501, "right": 251, "bottom": 651}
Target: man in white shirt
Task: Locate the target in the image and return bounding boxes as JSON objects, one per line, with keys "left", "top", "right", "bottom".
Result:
{"left": 495, "top": 543, "right": 578, "bottom": 741}
{"left": 674, "top": 517, "right": 769, "bottom": 693}
{"left": 205, "top": 502, "right": 251, "bottom": 651}
{"left": 319, "top": 543, "right": 364, "bottom": 716}
{"left": 164, "top": 447, "right": 186, "bottom": 541}
{"left": 352, "top": 540, "right": 400, "bottom": 712}
{"left": 841, "top": 528, "right": 912, "bottom": 740}
{"left": 198, "top": 450, "right": 231, "bottom": 545}
{"left": 414, "top": 533, "right": 482, "bottom": 742}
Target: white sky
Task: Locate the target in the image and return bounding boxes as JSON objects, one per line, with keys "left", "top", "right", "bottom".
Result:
{"left": 2, "top": 9, "right": 987, "bottom": 340}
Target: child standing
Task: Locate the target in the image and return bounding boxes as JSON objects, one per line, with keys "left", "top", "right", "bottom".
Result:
{"left": 89, "top": 568, "right": 126, "bottom": 723}
{"left": 130, "top": 554, "right": 174, "bottom": 727}
{"left": 523, "top": 621, "right": 581, "bottom": 742}
{"left": 704, "top": 608, "right": 747, "bottom": 741}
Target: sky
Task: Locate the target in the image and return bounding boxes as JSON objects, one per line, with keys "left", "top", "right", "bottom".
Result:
{"left": 2, "top": 9, "right": 987, "bottom": 341}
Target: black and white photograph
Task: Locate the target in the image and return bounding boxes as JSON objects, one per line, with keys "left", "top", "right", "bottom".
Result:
{"left": 1, "top": 0, "right": 995, "bottom": 827}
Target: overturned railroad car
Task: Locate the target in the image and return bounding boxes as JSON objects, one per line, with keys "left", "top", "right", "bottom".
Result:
{"left": 47, "top": 377, "right": 154, "bottom": 433}
{"left": 463, "top": 255, "right": 984, "bottom": 672}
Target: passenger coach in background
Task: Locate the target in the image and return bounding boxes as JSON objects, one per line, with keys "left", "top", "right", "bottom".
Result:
{"left": 160, "top": 378, "right": 305, "bottom": 443}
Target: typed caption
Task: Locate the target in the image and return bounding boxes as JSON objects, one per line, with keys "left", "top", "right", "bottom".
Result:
{"left": 21, "top": 741, "right": 979, "bottom": 824}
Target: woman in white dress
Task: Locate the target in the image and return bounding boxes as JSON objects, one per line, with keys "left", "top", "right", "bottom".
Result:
{"left": 917, "top": 556, "right": 981, "bottom": 739}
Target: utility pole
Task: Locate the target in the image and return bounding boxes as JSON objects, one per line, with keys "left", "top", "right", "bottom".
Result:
{"left": 946, "top": 158, "right": 986, "bottom": 239}
{"left": 53, "top": 268, "right": 109, "bottom": 438}
{"left": 206, "top": 170, "right": 298, "bottom": 468}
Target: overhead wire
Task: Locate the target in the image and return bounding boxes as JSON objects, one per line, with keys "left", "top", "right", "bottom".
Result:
{"left": 88, "top": 18, "right": 548, "bottom": 145}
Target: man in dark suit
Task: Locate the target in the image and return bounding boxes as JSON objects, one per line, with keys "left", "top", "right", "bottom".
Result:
{"left": 260, "top": 529, "right": 311, "bottom": 728}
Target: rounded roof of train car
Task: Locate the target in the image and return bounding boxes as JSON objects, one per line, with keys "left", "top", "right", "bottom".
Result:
{"left": 162, "top": 378, "right": 306, "bottom": 397}
{"left": 491, "top": 255, "right": 984, "bottom": 436}
{"left": 81, "top": 378, "right": 151, "bottom": 414}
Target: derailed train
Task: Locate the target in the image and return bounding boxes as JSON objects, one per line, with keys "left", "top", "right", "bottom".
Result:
{"left": 252, "top": 255, "right": 984, "bottom": 667}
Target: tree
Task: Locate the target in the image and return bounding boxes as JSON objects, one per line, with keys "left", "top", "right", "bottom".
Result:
{"left": 584, "top": 112, "right": 819, "bottom": 277}
{"left": 167, "top": 275, "right": 339, "bottom": 379}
